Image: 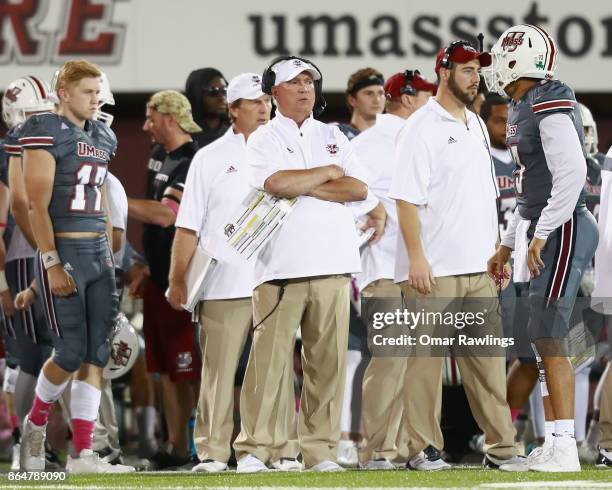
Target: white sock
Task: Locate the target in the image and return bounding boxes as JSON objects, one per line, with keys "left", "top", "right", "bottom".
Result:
{"left": 70, "top": 380, "right": 102, "bottom": 420}
{"left": 554, "top": 419, "right": 575, "bottom": 439}
{"left": 545, "top": 421, "right": 555, "bottom": 445}
{"left": 35, "top": 372, "right": 69, "bottom": 404}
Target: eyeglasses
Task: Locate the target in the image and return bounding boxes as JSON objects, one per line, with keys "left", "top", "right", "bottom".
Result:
{"left": 202, "top": 87, "right": 227, "bottom": 97}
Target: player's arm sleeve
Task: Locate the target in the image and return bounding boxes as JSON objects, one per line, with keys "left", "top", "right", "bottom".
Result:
{"left": 246, "top": 131, "right": 283, "bottom": 190}
{"left": 175, "top": 153, "right": 207, "bottom": 235}
{"left": 501, "top": 208, "right": 521, "bottom": 249}
{"left": 4, "top": 127, "right": 22, "bottom": 157}
{"left": 18, "top": 116, "right": 58, "bottom": 159}
{"left": 388, "top": 128, "right": 431, "bottom": 205}
{"left": 534, "top": 113, "right": 586, "bottom": 240}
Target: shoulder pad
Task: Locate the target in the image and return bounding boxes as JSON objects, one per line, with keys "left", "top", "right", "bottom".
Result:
{"left": 531, "top": 80, "right": 577, "bottom": 115}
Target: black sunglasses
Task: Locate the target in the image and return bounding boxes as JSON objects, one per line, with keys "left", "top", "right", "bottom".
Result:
{"left": 202, "top": 87, "right": 227, "bottom": 97}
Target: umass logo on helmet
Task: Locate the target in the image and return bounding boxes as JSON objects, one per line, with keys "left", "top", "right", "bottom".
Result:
{"left": 501, "top": 32, "right": 525, "bottom": 52}
{"left": 77, "top": 142, "right": 109, "bottom": 161}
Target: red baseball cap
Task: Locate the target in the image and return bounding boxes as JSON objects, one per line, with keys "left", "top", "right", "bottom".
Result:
{"left": 384, "top": 70, "right": 437, "bottom": 98}
{"left": 435, "top": 42, "right": 492, "bottom": 74}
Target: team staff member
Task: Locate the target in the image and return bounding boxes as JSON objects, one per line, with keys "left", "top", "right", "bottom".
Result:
{"left": 127, "top": 91, "right": 201, "bottom": 469}
{"left": 334, "top": 68, "right": 385, "bottom": 140}
{"left": 390, "top": 42, "right": 520, "bottom": 469}
{"left": 354, "top": 70, "right": 439, "bottom": 470}
{"left": 233, "top": 56, "right": 368, "bottom": 473}
{"left": 167, "top": 73, "right": 298, "bottom": 473}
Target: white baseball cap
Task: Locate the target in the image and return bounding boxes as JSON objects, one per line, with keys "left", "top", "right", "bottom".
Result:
{"left": 272, "top": 58, "right": 321, "bottom": 86}
{"left": 227, "top": 73, "right": 265, "bottom": 104}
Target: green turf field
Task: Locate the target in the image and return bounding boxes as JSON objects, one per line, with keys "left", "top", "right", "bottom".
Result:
{"left": 0, "top": 467, "right": 610, "bottom": 489}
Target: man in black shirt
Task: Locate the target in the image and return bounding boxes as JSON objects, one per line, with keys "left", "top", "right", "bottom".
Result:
{"left": 184, "top": 68, "right": 230, "bottom": 148}
{"left": 128, "top": 90, "right": 200, "bottom": 469}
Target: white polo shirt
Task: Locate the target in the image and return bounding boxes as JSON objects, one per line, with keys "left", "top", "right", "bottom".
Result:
{"left": 593, "top": 147, "right": 612, "bottom": 308}
{"left": 175, "top": 128, "right": 255, "bottom": 300}
{"left": 351, "top": 113, "right": 405, "bottom": 290}
{"left": 389, "top": 98, "right": 499, "bottom": 281}
{"left": 247, "top": 110, "right": 368, "bottom": 286}
{"left": 106, "top": 172, "right": 128, "bottom": 265}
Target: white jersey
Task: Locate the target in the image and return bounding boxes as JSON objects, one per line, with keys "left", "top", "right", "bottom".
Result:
{"left": 106, "top": 172, "right": 128, "bottom": 265}
{"left": 175, "top": 127, "right": 255, "bottom": 300}
{"left": 6, "top": 225, "right": 35, "bottom": 262}
{"left": 351, "top": 113, "right": 404, "bottom": 290}
{"left": 593, "top": 146, "right": 612, "bottom": 308}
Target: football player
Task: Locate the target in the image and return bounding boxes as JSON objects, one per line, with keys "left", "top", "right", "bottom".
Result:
{"left": 485, "top": 25, "right": 599, "bottom": 472}
{"left": 18, "top": 60, "right": 134, "bottom": 473}
{"left": 1, "top": 76, "right": 55, "bottom": 470}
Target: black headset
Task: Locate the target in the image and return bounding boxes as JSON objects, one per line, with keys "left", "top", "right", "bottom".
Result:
{"left": 261, "top": 55, "right": 327, "bottom": 117}
{"left": 439, "top": 40, "right": 474, "bottom": 70}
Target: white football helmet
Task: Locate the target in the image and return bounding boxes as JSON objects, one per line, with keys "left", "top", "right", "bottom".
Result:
{"left": 96, "top": 72, "right": 115, "bottom": 127}
{"left": 578, "top": 103, "right": 598, "bottom": 156}
{"left": 2, "top": 76, "right": 54, "bottom": 129}
{"left": 482, "top": 24, "right": 557, "bottom": 96}
{"left": 103, "top": 313, "right": 140, "bottom": 380}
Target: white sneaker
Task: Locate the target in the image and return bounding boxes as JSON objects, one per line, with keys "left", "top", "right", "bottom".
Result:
{"left": 310, "top": 460, "right": 345, "bottom": 472}
{"left": 192, "top": 459, "right": 228, "bottom": 473}
{"left": 531, "top": 437, "right": 581, "bottom": 472}
{"left": 236, "top": 454, "right": 268, "bottom": 473}
{"left": 20, "top": 415, "right": 46, "bottom": 471}
{"left": 408, "top": 446, "right": 451, "bottom": 471}
{"left": 360, "top": 458, "right": 396, "bottom": 470}
{"left": 469, "top": 433, "right": 486, "bottom": 455}
{"left": 67, "top": 449, "right": 136, "bottom": 474}
{"left": 336, "top": 440, "right": 358, "bottom": 467}
{"left": 11, "top": 443, "right": 20, "bottom": 471}
{"left": 271, "top": 457, "right": 302, "bottom": 471}
{"left": 499, "top": 446, "right": 551, "bottom": 472}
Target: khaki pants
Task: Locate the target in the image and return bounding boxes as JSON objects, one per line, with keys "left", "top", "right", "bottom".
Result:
{"left": 360, "top": 279, "right": 411, "bottom": 462}
{"left": 234, "top": 275, "right": 350, "bottom": 468}
{"left": 93, "top": 379, "right": 119, "bottom": 451}
{"left": 193, "top": 297, "right": 290, "bottom": 463}
{"left": 600, "top": 362, "right": 612, "bottom": 449}
{"left": 400, "top": 273, "right": 517, "bottom": 460}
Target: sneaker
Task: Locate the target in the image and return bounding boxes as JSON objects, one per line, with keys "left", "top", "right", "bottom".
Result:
{"left": 360, "top": 458, "right": 396, "bottom": 470}
{"left": 337, "top": 440, "right": 358, "bottom": 467}
{"left": 469, "top": 433, "right": 486, "bottom": 455}
{"left": 596, "top": 447, "right": 612, "bottom": 468}
{"left": 95, "top": 446, "right": 123, "bottom": 465}
{"left": 407, "top": 446, "right": 451, "bottom": 471}
{"left": 310, "top": 460, "right": 345, "bottom": 472}
{"left": 271, "top": 457, "right": 302, "bottom": 471}
{"left": 150, "top": 450, "right": 191, "bottom": 470}
{"left": 236, "top": 454, "right": 268, "bottom": 473}
{"left": 19, "top": 415, "right": 46, "bottom": 471}
{"left": 578, "top": 443, "right": 599, "bottom": 464}
{"left": 192, "top": 459, "right": 228, "bottom": 473}
{"left": 67, "top": 449, "right": 136, "bottom": 473}
{"left": 11, "top": 443, "right": 20, "bottom": 471}
{"left": 484, "top": 453, "right": 527, "bottom": 470}
{"left": 530, "top": 437, "right": 581, "bottom": 472}
{"left": 45, "top": 443, "right": 64, "bottom": 471}
{"left": 499, "top": 445, "right": 551, "bottom": 472}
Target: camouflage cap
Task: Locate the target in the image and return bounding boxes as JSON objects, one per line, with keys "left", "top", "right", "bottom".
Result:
{"left": 147, "top": 90, "right": 202, "bottom": 134}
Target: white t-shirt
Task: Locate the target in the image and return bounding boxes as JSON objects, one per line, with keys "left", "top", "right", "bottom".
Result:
{"left": 351, "top": 113, "right": 405, "bottom": 290}
{"left": 389, "top": 99, "right": 499, "bottom": 281}
{"left": 106, "top": 172, "right": 128, "bottom": 265}
{"left": 593, "top": 146, "right": 612, "bottom": 306}
{"left": 247, "top": 110, "right": 368, "bottom": 286}
{"left": 175, "top": 127, "right": 255, "bottom": 300}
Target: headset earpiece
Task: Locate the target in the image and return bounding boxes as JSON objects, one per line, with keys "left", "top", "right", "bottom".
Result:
{"left": 261, "top": 55, "right": 326, "bottom": 117}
